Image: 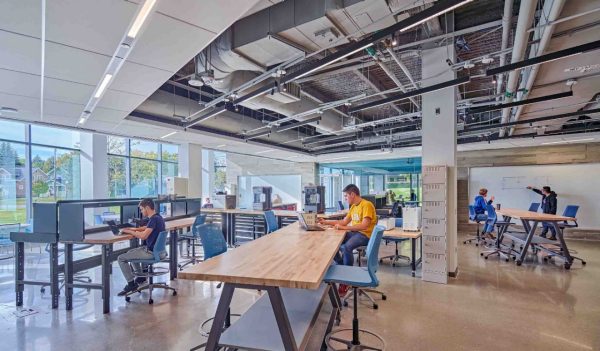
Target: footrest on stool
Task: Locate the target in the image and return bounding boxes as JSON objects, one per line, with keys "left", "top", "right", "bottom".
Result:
{"left": 326, "top": 328, "right": 385, "bottom": 351}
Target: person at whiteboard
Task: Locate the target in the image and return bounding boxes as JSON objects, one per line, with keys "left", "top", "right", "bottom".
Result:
{"left": 473, "top": 188, "right": 494, "bottom": 234}
{"left": 527, "top": 186, "right": 558, "bottom": 240}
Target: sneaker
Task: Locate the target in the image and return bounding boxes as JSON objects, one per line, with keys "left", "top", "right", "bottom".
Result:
{"left": 338, "top": 284, "right": 350, "bottom": 298}
{"left": 548, "top": 236, "right": 557, "bottom": 241}
{"left": 118, "top": 282, "right": 139, "bottom": 296}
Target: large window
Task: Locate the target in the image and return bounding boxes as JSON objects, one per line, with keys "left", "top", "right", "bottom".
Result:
{"left": 107, "top": 137, "right": 178, "bottom": 198}
{"left": 0, "top": 120, "right": 82, "bottom": 224}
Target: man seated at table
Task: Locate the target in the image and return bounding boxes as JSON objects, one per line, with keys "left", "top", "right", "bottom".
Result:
{"left": 527, "top": 185, "right": 558, "bottom": 240}
{"left": 319, "top": 184, "right": 377, "bottom": 297}
{"left": 117, "top": 198, "right": 166, "bottom": 296}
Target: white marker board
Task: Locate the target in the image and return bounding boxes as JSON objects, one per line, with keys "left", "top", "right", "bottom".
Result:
{"left": 469, "top": 163, "right": 600, "bottom": 229}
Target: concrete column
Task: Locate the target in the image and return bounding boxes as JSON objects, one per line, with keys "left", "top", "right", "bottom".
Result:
{"left": 80, "top": 133, "right": 108, "bottom": 199}
{"left": 178, "top": 143, "right": 202, "bottom": 198}
{"left": 421, "top": 44, "right": 458, "bottom": 276}
{"left": 201, "top": 149, "right": 215, "bottom": 199}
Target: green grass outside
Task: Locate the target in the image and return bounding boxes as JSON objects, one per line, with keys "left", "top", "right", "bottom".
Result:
{"left": 0, "top": 197, "right": 56, "bottom": 224}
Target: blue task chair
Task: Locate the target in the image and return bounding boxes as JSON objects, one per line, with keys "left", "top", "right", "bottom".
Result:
{"left": 529, "top": 202, "right": 541, "bottom": 212}
{"left": 464, "top": 205, "right": 484, "bottom": 246}
{"left": 324, "top": 225, "right": 386, "bottom": 351}
{"left": 338, "top": 201, "right": 345, "bottom": 211}
{"left": 192, "top": 223, "right": 241, "bottom": 348}
{"left": 124, "top": 231, "right": 177, "bottom": 305}
{"left": 552, "top": 205, "right": 586, "bottom": 266}
{"left": 178, "top": 214, "right": 207, "bottom": 270}
{"left": 480, "top": 205, "right": 514, "bottom": 261}
{"left": 379, "top": 218, "right": 410, "bottom": 267}
{"left": 264, "top": 210, "right": 279, "bottom": 234}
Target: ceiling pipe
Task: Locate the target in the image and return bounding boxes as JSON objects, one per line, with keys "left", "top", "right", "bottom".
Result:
{"left": 508, "top": 0, "right": 567, "bottom": 136}
{"left": 495, "top": 0, "right": 513, "bottom": 101}
{"left": 497, "top": 0, "right": 537, "bottom": 137}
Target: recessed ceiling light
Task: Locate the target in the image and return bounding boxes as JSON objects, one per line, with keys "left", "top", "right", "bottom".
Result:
{"left": 216, "top": 144, "right": 226, "bottom": 148}
{"left": 255, "top": 149, "right": 275, "bottom": 154}
{"left": 127, "top": 0, "right": 157, "bottom": 39}
{"left": 94, "top": 74, "right": 113, "bottom": 98}
{"left": 160, "top": 131, "right": 177, "bottom": 139}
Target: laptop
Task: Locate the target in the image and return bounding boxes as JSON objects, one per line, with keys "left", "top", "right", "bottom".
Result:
{"left": 297, "top": 213, "right": 325, "bottom": 231}
{"left": 106, "top": 220, "right": 125, "bottom": 235}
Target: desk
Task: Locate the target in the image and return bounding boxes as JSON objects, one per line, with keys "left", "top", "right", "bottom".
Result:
{"left": 179, "top": 222, "right": 346, "bottom": 350}
{"left": 63, "top": 217, "right": 196, "bottom": 314}
{"left": 497, "top": 208, "right": 575, "bottom": 268}
{"left": 383, "top": 228, "right": 422, "bottom": 276}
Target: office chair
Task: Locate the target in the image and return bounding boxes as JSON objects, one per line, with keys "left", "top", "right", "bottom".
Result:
{"left": 337, "top": 201, "right": 345, "bottom": 211}
{"left": 264, "top": 210, "right": 279, "bottom": 234}
{"left": 549, "top": 205, "right": 586, "bottom": 265}
{"left": 528, "top": 202, "right": 540, "bottom": 212}
{"left": 177, "top": 214, "right": 207, "bottom": 270}
{"left": 0, "top": 223, "right": 19, "bottom": 260}
{"left": 324, "top": 225, "right": 386, "bottom": 351}
{"left": 480, "top": 205, "right": 514, "bottom": 262}
{"left": 463, "top": 205, "right": 483, "bottom": 246}
{"left": 192, "top": 224, "right": 241, "bottom": 350}
{"left": 379, "top": 218, "right": 410, "bottom": 267}
{"left": 124, "top": 231, "right": 177, "bottom": 305}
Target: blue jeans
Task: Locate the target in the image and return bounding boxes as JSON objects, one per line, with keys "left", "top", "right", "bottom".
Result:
{"left": 335, "top": 231, "right": 370, "bottom": 266}
{"left": 475, "top": 214, "right": 493, "bottom": 233}
{"left": 541, "top": 222, "right": 557, "bottom": 237}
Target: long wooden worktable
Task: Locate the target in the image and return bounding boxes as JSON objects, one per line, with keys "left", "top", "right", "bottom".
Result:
{"left": 179, "top": 222, "right": 347, "bottom": 350}
{"left": 496, "top": 208, "right": 576, "bottom": 268}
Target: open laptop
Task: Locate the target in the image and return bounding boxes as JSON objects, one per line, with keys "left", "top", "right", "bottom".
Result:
{"left": 297, "top": 213, "right": 325, "bottom": 231}
{"left": 106, "top": 220, "right": 125, "bottom": 235}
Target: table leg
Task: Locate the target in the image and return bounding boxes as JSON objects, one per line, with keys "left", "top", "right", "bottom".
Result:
{"left": 328, "top": 283, "right": 341, "bottom": 325}
{"left": 169, "top": 229, "right": 178, "bottom": 280}
{"left": 516, "top": 220, "right": 539, "bottom": 266}
{"left": 267, "top": 286, "right": 298, "bottom": 351}
{"left": 49, "top": 243, "right": 59, "bottom": 309}
{"left": 411, "top": 238, "right": 416, "bottom": 277}
{"left": 15, "top": 242, "right": 24, "bottom": 307}
{"left": 64, "top": 243, "right": 74, "bottom": 310}
{"left": 553, "top": 222, "right": 573, "bottom": 267}
{"left": 101, "top": 244, "right": 112, "bottom": 314}
{"left": 205, "top": 283, "right": 235, "bottom": 351}
{"left": 230, "top": 213, "right": 236, "bottom": 246}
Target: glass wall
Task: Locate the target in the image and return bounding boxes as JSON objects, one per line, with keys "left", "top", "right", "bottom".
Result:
{"left": 107, "top": 136, "right": 178, "bottom": 198}
{"left": 0, "top": 120, "right": 82, "bottom": 224}
{"left": 213, "top": 151, "right": 226, "bottom": 194}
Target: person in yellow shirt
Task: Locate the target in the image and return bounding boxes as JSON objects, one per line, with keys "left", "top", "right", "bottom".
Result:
{"left": 319, "top": 184, "right": 377, "bottom": 296}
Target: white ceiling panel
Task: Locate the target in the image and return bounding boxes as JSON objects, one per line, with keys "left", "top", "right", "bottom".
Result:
{"left": 0, "top": 69, "right": 40, "bottom": 99}
{"left": 44, "top": 41, "right": 110, "bottom": 86}
{"left": 97, "top": 89, "right": 147, "bottom": 114}
{"left": 0, "top": 31, "right": 41, "bottom": 74}
{"left": 45, "top": 79, "right": 95, "bottom": 105}
{"left": 110, "top": 61, "right": 173, "bottom": 97}
{"left": 127, "top": 13, "right": 215, "bottom": 72}
{"left": 0, "top": 0, "right": 41, "bottom": 38}
{"left": 46, "top": 0, "right": 135, "bottom": 56}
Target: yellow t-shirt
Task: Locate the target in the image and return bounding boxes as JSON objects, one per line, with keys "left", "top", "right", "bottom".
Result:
{"left": 345, "top": 199, "right": 377, "bottom": 237}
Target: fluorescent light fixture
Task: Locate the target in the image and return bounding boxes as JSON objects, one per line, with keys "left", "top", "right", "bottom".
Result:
{"left": 320, "top": 156, "right": 350, "bottom": 162}
{"left": 400, "top": 0, "right": 473, "bottom": 32}
{"left": 541, "top": 138, "right": 594, "bottom": 145}
{"left": 294, "top": 43, "right": 374, "bottom": 80}
{"left": 127, "top": 0, "right": 157, "bottom": 38}
{"left": 94, "top": 74, "right": 113, "bottom": 98}
{"left": 161, "top": 131, "right": 177, "bottom": 139}
{"left": 78, "top": 117, "right": 86, "bottom": 125}
{"left": 255, "top": 149, "right": 275, "bottom": 154}
{"left": 216, "top": 144, "right": 226, "bottom": 148}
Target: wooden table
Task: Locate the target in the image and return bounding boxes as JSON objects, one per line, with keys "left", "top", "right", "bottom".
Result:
{"left": 179, "top": 222, "right": 346, "bottom": 350}
{"left": 496, "top": 208, "right": 576, "bottom": 268}
{"left": 383, "top": 228, "right": 422, "bottom": 277}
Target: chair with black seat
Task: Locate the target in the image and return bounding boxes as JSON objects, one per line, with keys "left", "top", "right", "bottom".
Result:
{"left": 124, "top": 231, "right": 177, "bottom": 304}
{"left": 463, "top": 205, "right": 484, "bottom": 246}
{"left": 177, "top": 214, "right": 207, "bottom": 270}
{"left": 263, "top": 210, "right": 279, "bottom": 234}
{"left": 337, "top": 200, "right": 345, "bottom": 211}
{"left": 480, "top": 205, "right": 514, "bottom": 261}
{"left": 324, "top": 225, "right": 386, "bottom": 351}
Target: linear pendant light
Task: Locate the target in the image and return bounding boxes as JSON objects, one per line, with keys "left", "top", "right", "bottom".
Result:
{"left": 349, "top": 76, "right": 470, "bottom": 113}
{"left": 468, "top": 91, "right": 573, "bottom": 114}
{"left": 128, "top": 0, "right": 157, "bottom": 38}
{"left": 486, "top": 39, "right": 600, "bottom": 76}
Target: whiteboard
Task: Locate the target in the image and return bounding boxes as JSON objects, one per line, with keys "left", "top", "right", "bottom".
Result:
{"left": 469, "top": 164, "right": 600, "bottom": 229}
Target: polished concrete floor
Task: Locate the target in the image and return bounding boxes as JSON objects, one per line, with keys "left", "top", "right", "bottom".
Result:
{"left": 1, "top": 235, "right": 599, "bottom": 351}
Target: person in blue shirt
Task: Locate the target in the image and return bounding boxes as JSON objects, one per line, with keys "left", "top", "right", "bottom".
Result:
{"left": 473, "top": 188, "right": 494, "bottom": 234}
{"left": 117, "top": 198, "right": 166, "bottom": 296}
